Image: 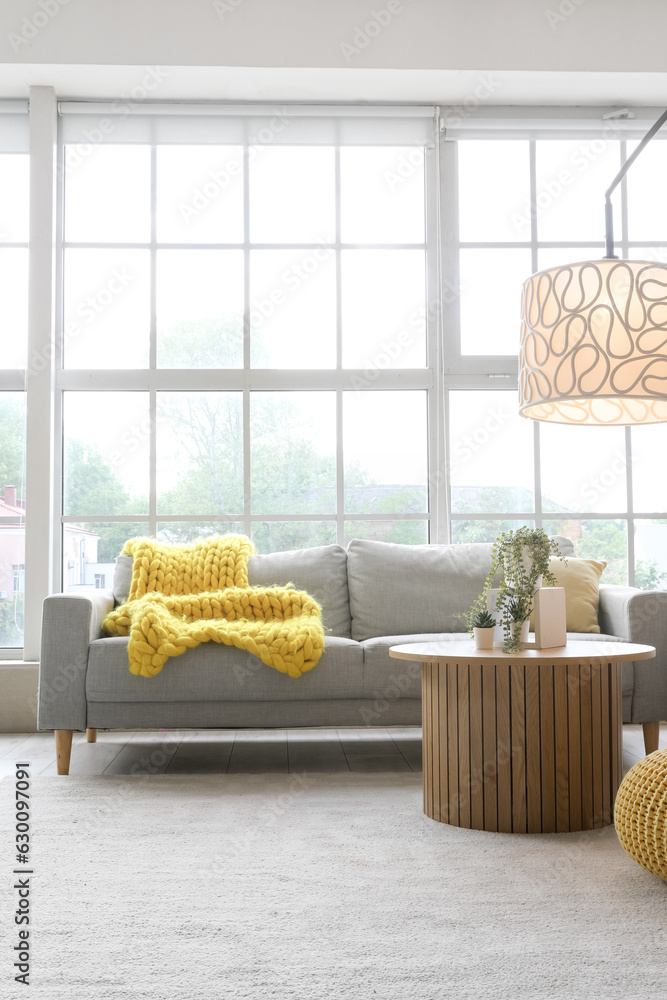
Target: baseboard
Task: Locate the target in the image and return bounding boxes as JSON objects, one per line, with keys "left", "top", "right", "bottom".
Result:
{"left": 0, "top": 662, "right": 39, "bottom": 732}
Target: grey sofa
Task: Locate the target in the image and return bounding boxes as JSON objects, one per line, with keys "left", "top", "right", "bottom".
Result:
{"left": 38, "top": 536, "right": 667, "bottom": 773}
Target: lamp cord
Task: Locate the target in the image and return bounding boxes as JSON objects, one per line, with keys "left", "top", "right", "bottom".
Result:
{"left": 604, "top": 107, "right": 667, "bottom": 258}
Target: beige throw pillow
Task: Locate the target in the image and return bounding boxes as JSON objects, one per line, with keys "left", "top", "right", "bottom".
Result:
{"left": 546, "top": 557, "right": 607, "bottom": 633}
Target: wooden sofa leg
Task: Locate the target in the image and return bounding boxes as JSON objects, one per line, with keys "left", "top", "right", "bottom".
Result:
{"left": 86, "top": 728, "right": 97, "bottom": 743}
{"left": 55, "top": 730, "right": 73, "bottom": 775}
{"left": 642, "top": 721, "right": 660, "bottom": 756}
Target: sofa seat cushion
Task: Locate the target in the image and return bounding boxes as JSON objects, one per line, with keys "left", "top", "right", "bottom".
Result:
{"left": 361, "top": 631, "right": 626, "bottom": 702}
{"left": 361, "top": 633, "right": 468, "bottom": 699}
{"left": 564, "top": 632, "right": 622, "bottom": 642}
{"left": 86, "top": 635, "right": 363, "bottom": 703}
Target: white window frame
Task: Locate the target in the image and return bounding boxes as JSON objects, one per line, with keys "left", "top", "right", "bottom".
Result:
{"left": 53, "top": 101, "right": 442, "bottom": 593}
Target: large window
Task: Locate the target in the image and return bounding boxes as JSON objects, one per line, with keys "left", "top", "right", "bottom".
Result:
{"left": 7, "top": 101, "right": 667, "bottom": 654}
{"left": 447, "top": 134, "right": 667, "bottom": 587}
{"left": 57, "top": 109, "right": 436, "bottom": 591}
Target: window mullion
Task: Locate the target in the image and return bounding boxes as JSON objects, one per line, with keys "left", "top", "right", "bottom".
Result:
{"left": 335, "top": 146, "right": 344, "bottom": 543}
{"left": 243, "top": 145, "right": 251, "bottom": 538}
{"left": 626, "top": 426, "right": 635, "bottom": 587}
{"left": 24, "top": 87, "right": 57, "bottom": 660}
{"left": 426, "top": 129, "right": 445, "bottom": 543}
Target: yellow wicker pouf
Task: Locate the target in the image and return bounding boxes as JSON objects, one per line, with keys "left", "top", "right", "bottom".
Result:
{"left": 614, "top": 749, "right": 667, "bottom": 881}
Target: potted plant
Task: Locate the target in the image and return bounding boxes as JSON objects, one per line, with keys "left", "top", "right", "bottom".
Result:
{"left": 471, "top": 608, "right": 496, "bottom": 649}
{"left": 459, "top": 527, "right": 566, "bottom": 654}
{"left": 495, "top": 527, "right": 559, "bottom": 595}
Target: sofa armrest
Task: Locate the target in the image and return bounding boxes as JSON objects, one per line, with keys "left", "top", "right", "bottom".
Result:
{"left": 598, "top": 584, "right": 667, "bottom": 723}
{"left": 37, "top": 590, "right": 114, "bottom": 732}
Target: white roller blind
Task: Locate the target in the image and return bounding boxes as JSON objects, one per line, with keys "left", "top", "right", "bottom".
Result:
{"left": 0, "top": 100, "right": 29, "bottom": 152}
{"left": 58, "top": 102, "right": 436, "bottom": 146}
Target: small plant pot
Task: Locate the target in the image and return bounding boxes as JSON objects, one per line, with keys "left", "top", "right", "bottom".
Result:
{"left": 473, "top": 626, "right": 495, "bottom": 650}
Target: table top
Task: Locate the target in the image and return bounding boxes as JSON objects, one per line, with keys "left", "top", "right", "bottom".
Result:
{"left": 388, "top": 639, "right": 656, "bottom": 666}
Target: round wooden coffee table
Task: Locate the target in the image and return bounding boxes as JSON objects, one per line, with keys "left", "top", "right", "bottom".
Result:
{"left": 389, "top": 640, "right": 655, "bottom": 834}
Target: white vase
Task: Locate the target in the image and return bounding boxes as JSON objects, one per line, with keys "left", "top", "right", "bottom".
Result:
{"left": 473, "top": 626, "right": 495, "bottom": 650}
{"left": 533, "top": 586, "right": 567, "bottom": 649}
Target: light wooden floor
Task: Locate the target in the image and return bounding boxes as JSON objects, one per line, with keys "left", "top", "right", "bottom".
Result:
{"left": 0, "top": 724, "right": 665, "bottom": 778}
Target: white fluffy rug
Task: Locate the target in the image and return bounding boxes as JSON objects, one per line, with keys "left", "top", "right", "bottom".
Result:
{"left": 1, "top": 772, "right": 665, "bottom": 1000}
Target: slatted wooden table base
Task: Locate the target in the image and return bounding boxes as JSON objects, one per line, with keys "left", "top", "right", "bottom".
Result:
{"left": 391, "top": 640, "right": 655, "bottom": 834}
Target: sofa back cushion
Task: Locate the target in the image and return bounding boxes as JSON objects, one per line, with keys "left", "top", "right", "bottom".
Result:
{"left": 247, "top": 544, "right": 351, "bottom": 638}
{"left": 346, "top": 535, "right": 576, "bottom": 642}
{"left": 112, "top": 542, "right": 351, "bottom": 638}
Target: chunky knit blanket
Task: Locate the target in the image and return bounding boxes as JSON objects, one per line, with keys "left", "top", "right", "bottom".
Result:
{"left": 102, "top": 535, "right": 324, "bottom": 679}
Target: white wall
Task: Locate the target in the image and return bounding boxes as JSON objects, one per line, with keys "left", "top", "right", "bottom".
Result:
{"left": 0, "top": 0, "right": 663, "bottom": 72}
{"left": 0, "top": 663, "right": 38, "bottom": 731}
{"left": 0, "top": 0, "right": 665, "bottom": 103}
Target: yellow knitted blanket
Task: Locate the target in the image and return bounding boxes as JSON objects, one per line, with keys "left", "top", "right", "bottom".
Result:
{"left": 102, "top": 535, "right": 324, "bottom": 679}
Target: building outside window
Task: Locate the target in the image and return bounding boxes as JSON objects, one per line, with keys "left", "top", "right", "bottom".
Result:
{"left": 0, "top": 481, "right": 26, "bottom": 647}
{"left": 12, "top": 564, "right": 24, "bottom": 593}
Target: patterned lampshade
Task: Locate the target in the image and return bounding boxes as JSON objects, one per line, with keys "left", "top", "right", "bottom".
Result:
{"left": 519, "top": 259, "right": 667, "bottom": 424}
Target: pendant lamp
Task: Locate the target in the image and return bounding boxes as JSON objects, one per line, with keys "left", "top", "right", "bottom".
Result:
{"left": 519, "top": 109, "right": 667, "bottom": 425}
